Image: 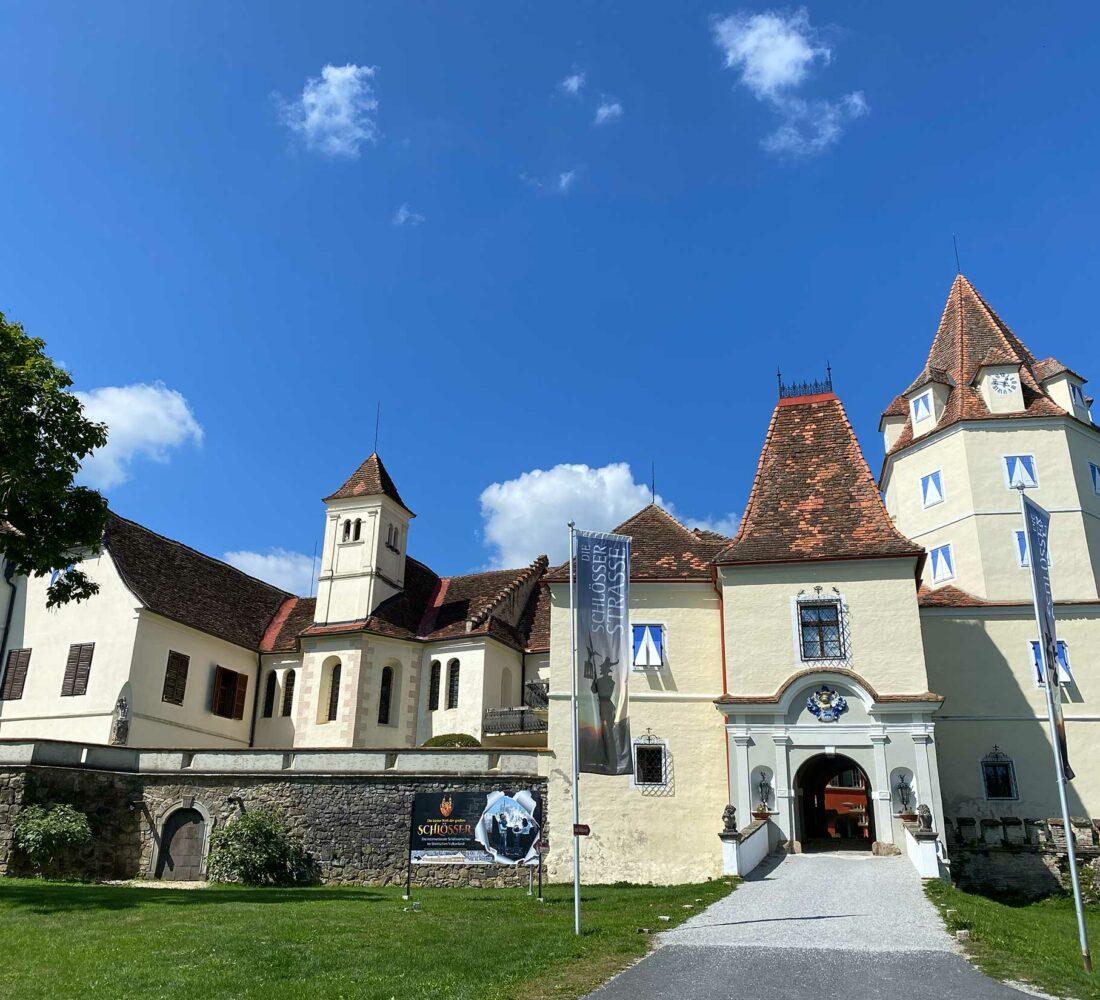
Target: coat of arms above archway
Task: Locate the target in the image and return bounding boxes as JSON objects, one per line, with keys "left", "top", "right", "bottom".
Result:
{"left": 807, "top": 685, "right": 848, "bottom": 723}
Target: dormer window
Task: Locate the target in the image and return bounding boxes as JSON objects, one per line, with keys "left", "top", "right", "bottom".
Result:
{"left": 920, "top": 470, "right": 944, "bottom": 508}
{"left": 1004, "top": 455, "right": 1038, "bottom": 489}
{"left": 1091, "top": 463, "right": 1100, "bottom": 496}
{"left": 911, "top": 392, "right": 933, "bottom": 424}
{"left": 1070, "top": 383, "right": 1087, "bottom": 409}
{"left": 930, "top": 543, "right": 955, "bottom": 584}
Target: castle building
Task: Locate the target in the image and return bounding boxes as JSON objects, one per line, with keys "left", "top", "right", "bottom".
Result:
{"left": 0, "top": 274, "right": 1097, "bottom": 885}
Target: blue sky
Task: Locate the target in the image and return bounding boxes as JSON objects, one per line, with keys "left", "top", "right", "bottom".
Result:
{"left": 2, "top": 2, "right": 1098, "bottom": 592}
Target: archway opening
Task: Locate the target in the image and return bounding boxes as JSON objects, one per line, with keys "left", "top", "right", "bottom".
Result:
{"left": 794, "top": 753, "right": 874, "bottom": 852}
{"left": 155, "top": 807, "right": 206, "bottom": 880}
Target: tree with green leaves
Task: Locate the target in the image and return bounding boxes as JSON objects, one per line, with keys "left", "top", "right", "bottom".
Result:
{"left": 1, "top": 310, "right": 108, "bottom": 606}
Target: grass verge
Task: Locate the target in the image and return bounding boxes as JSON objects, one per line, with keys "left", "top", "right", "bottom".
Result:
{"left": 0, "top": 877, "right": 734, "bottom": 1000}
{"left": 925, "top": 879, "right": 1099, "bottom": 999}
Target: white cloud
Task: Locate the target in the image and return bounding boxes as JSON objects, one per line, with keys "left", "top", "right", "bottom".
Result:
{"left": 712, "top": 9, "right": 867, "bottom": 157}
{"left": 521, "top": 168, "right": 580, "bottom": 195}
{"left": 479, "top": 462, "right": 738, "bottom": 568}
{"left": 557, "top": 169, "right": 577, "bottom": 193}
{"left": 277, "top": 63, "right": 379, "bottom": 158}
{"left": 392, "top": 203, "right": 426, "bottom": 226}
{"left": 593, "top": 98, "right": 623, "bottom": 125}
{"left": 558, "top": 71, "right": 586, "bottom": 96}
{"left": 224, "top": 548, "right": 315, "bottom": 595}
{"left": 75, "top": 382, "right": 203, "bottom": 489}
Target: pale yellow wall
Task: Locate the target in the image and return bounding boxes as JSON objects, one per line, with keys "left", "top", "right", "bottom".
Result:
{"left": 0, "top": 552, "right": 139, "bottom": 744}
{"left": 127, "top": 612, "right": 257, "bottom": 747}
{"left": 253, "top": 654, "right": 300, "bottom": 747}
{"left": 483, "top": 641, "right": 524, "bottom": 710}
{"left": 543, "top": 581, "right": 727, "bottom": 884}
{"left": 922, "top": 606, "right": 1100, "bottom": 818}
{"left": 884, "top": 420, "right": 1100, "bottom": 601}
{"left": 524, "top": 652, "right": 550, "bottom": 687}
{"left": 718, "top": 558, "right": 930, "bottom": 697}
{"left": 415, "top": 639, "right": 490, "bottom": 743}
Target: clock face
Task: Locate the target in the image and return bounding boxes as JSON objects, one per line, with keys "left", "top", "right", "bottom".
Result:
{"left": 991, "top": 373, "right": 1018, "bottom": 395}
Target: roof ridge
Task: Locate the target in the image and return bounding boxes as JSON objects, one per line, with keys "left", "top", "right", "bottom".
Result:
{"left": 614, "top": 502, "right": 699, "bottom": 540}
{"left": 466, "top": 554, "right": 549, "bottom": 630}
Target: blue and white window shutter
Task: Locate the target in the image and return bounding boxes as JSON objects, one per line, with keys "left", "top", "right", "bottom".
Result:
{"left": 930, "top": 543, "right": 955, "bottom": 583}
{"left": 1091, "top": 463, "right": 1100, "bottom": 496}
{"left": 1031, "top": 641, "right": 1073, "bottom": 686}
{"left": 1016, "top": 529, "right": 1053, "bottom": 568}
{"left": 921, "top": 470, "right": 944, "bottom": 508}
{"left": 911, "top": 392, "right": 933, "bottom": 423}
{"left": 1004, "top": 455, "right": 1038, "bottom": 489}
{"left": 632, "top": 625, "right": 664, "bottom": 669}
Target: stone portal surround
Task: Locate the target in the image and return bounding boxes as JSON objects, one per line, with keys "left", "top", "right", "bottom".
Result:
{"left": 0, "top": 740, "right": 548, "bottom": 887}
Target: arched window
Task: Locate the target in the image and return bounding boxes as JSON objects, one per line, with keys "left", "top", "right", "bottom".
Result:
{"left": 378, "top": 666, "right": 393, "bottom": 725}
{"left": 327, "top": 663, "right": 341, "bottom": 722}
{"left": 281, "top": 669, "right": 296, "bottom": 717}
{"left": 353, "top": 518, "right": 362, "bottom": 541}
{"left": 342, "top": 520, "right": 351, "bottom": 542}
{"left": 500, "top": 667, "right": 513, "bottom": 707}
{"left": 446, "top": 659, "right": 460, "bottom": 710}
{"left": 428, "top": 661, "right": 441, "bottom": 711}
{"left": 262, "top": 671, "right": 277, "bottom": 718}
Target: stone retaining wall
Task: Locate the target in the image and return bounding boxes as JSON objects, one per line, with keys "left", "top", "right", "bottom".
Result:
{"left": 944, "top": 814, "right": 1100, "bottom": 898}
{"left": 0, "top": 741, "right": 548, "bottom": 888}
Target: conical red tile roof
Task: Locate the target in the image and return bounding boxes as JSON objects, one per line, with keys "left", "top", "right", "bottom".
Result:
{"left": 323, "top": 452, "right": 414, "bottom": 514}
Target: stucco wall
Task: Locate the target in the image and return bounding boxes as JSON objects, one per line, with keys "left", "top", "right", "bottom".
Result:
{"left": 718, "top": 558, "right": 930, "bottom": 697}
{"left": 415, "top": 640, "right": 487, "bottom": 742}
{"left": 0, "top": 552, "right": 139, "bottom": 744}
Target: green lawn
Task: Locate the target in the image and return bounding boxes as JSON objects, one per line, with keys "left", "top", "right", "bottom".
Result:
{"left": 0, "top": 878, "right": 733, "bottom": 1000}
{"left": 926, "top": 880, "right": 1100, "bottom": 999}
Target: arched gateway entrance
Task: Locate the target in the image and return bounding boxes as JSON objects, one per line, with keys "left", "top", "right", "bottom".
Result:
{"left": 795, "top": 753, "right": 874, "bottom": 851}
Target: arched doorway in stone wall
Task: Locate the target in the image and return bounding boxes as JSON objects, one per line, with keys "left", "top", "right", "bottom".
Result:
{"left": 794, "top": 753, "right": 875, "bottom": 852}
{"left": 154, "top": 807, "right": 207, "bottom": 880}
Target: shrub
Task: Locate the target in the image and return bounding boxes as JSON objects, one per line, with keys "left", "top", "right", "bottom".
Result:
{"left": 422, "top": 733, "right": 480, "bottom": 748}
{"left": 13, "top": 804, "right": 93, "bottom": 876}
{"left": 206, "top": 809, "right": 315, "bottom": 886}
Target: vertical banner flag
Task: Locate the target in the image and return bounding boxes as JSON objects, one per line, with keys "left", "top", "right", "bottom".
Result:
{"left": 1023, "top": 494, "right": 1074, "bottom": 780}
{"left": 575, "top": 530, "right": 632, "bottom": 775}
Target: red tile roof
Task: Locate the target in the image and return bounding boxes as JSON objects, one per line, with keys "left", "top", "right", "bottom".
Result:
{"left": 716, "top": 393, "right": 922, "bottom": 566}
{"left": 886, "top": 275, "right": 1070, "bottom": 456}
{"left": 323, "top": 452, "right": 414, "bottom": 514}
{"left": 917, "top": 583, "right": 1100, "bottom": 609}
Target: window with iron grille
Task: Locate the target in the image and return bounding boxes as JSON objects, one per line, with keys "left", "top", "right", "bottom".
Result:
{"left": 161, "top": 650, "right": 189, "bottom": 706}
{"left": 0, "top": 648, "right": 31, "bottom": 701}
{"left": 981, "top": 749, "right": 1018, "bottom": 801}
{"left": 446, "top": 660, "right": 460, "bottom": 710}
{"left": 262, "top": 671, "right": 277, "bottom": 718}
{"left": 798, "top": 602, "right": 843, "bottom": 660}
{"left": 61, "top": 643, "right": 95, "bottom": 697}
{"left": 378, "top": 666, "right": 393, "bottom": 725}
{"left": 327, "top": 663, "right": 341, "bottom": 722}
{"left": 428, "top": 661, "right": 441, "bottom": 711}
{"left": 211, "top": 665, "right": 247, "bottom": 720}
{"left": 281, "top": 669, "right": 296, "bottom": 717}
{"left": 634, "top": 743, "right": 666, "bottom": 786}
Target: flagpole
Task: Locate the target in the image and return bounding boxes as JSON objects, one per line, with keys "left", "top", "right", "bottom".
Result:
{"left": 1018, "top": 486, "right": 1091, "bottom": 972}
{"left": 568, "top": 520, "right": 581, "bottom": 936}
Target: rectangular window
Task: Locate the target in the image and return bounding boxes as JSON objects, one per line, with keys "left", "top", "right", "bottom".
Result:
{"left": 633, "top": 743, "right": 667, "bottom": 787}
{"left": 161, "top": 650, "right": 190, "bottom": 706}
{"left": 60, "top": 643, "right": 94, "bottom": 697}
{"left": 930, "top": 543, "right": 955, "bottom": 583}
{"left": 910, "top": 392, "right": 933, "bottom": 423}
{"left": 1070, "top": 383, "right": 1087, "bottom": 408}
{"left": 1016, "top": 529, "right": 1054, "bottom": 568}
{"left": 798, "top": 602, "right": 843, "bottom": 660}
{"left": 1031, "top": 640, "right": 1073, "bottom": 686}
{"left": 1091, "top": 463, "right": 1100, "bottom": 497}
{"left": 981, "top": 757, "right": 1018, "bottom": 800}
{"left": 631, "top": 624, "right": 665, "bottom": 668}
{"left": 0, "top": 649, "right": 31, "bottom": 701}
{"left": 211, "top": 665, "right": 248, "bottom": 720}
{"left": 920, "top": 470, "right": 944, "bottom": 508}
{"left": 1004, "top": 454, "right": 1038, "bottom": 489}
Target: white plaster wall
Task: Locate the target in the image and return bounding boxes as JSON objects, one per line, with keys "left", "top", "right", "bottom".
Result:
{"left": 253, "top": 654, "right": 301, "bottom": 747}
{"left": 718, "top": 558, "right": 930, "bottom": 697}
{"left": 415, "top": 640, "right": 487, "bottom": 743}
{"left": 524, "top": 652, "right": 550, "bottom": 687}
{"left": 483, "top": 642, "right": 524, "bottom": 709}
{"left": 127, "top": 612, "right": 258, "bottom": 748}
{"left": 0, "top": 552, "right": 139, "bottom": 744}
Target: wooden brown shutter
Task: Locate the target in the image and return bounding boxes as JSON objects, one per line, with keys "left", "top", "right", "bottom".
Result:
{"left": 162, "top": 651, "right": 189, "bottom": 706}
{"left": 1, "top": 649, "right": 31, "bottom": 700}
{"left": 61, "top": 644, "right": 94, "bottom": 696}
{"left": 232, "top": 672, "right": 248, "bottom": 721}
{"left": 211, "top": 665, "right": 228, "bottom": 716}
{"left": 61, "top": 645, "right": 80, "bottom": 696}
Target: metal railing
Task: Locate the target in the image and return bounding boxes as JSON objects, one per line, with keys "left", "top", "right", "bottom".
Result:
{"left": 483, "top": 707, "right": 548, "bottom": 735}
{"left": 524, "top": 679, "right": 549, "bottom": 710}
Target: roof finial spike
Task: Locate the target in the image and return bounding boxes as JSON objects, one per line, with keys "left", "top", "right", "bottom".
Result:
{"left": 651, "top": 461, "right": 656, "bottom": 505}
{"left": 776, "top": 367, "right": 783, "bottom": 396}
{"left": 952, "top": 233, "right": 962, "bottom": 276}
{"left": 373, "top": 402, "right": 381, "bottom": 454}
{"left": 826, "top": 361, "right": 833, "bottom": 390}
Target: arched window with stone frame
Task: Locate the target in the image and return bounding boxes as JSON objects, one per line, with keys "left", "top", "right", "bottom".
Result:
{"left": 342, "top": 520, "right": 351, "bottom": 542}
{"left": 353, "top": 518, "right": 362, "bottom": 541}
{"left": 262, "top": 671, "right": 277, "bottom": 718}
{"left": 446, "top": 659, "right": 460, "bottom": 710}
{"left": 327, "top": 663, "right": 341, "bottom": 722}
{"left": 281, "top": 669, "right": 296, "bottom": 717}
{"left": 428, "top": 660, "right": 441, "bottom": 711}
{"left": 378, "top": 665, "right": 394, "bottom": 725}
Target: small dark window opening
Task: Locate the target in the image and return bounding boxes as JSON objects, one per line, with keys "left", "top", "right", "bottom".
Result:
{"left": 446, "top": 660, "right": 460, "bottom": 710}
{"left": 378, "top": 666, "right": 393, "bottom": 725}
{"left": 342, "top": 520, "right": 351, "bottom": 542}
{"left": 799, "top": 602, "right": 842, "bottom": 660}
{"left": 262, "top": 671, "right": 277, "bottom": 718}
{"left": 61, "top": 643, "right": 95, "bottom": 697}
{"left": 353, "top": 518, "right": 362, "bottom": 541}
{"left": 281, "top": 669, "right": 296, "bottom": 717}
{"left": 1, "top": 648, "right": 31, "bottom": 701}
{"left": 211, "top": 666, "right": 248, "bottom": 720}
{"left": 634, "top": 744, "right": 666, "bottom": 786}
{"left": 161, "top": 651, "right": 190, "bottom": 706}
{"left": 327, "top": 663, "right": 341, "bottom": 722}
{"left": 982, "top": 748, "right": 1018, "bottom": 800}
{"left": 428, "top": 661, "right": 441, "bottom": 711}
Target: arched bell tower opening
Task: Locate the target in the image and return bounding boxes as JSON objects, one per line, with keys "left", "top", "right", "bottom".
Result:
{"left": 794, "top": 753, "right": 875, "bottom": 852}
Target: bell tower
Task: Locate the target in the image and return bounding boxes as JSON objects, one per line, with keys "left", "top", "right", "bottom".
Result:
{"left": 314, "top": 452, "right": 414, "bottom": 625}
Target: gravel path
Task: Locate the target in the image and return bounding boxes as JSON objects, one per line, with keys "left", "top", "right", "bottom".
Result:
{"left": 588, "top": 852, "right": 1030, "bottom": 1000}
